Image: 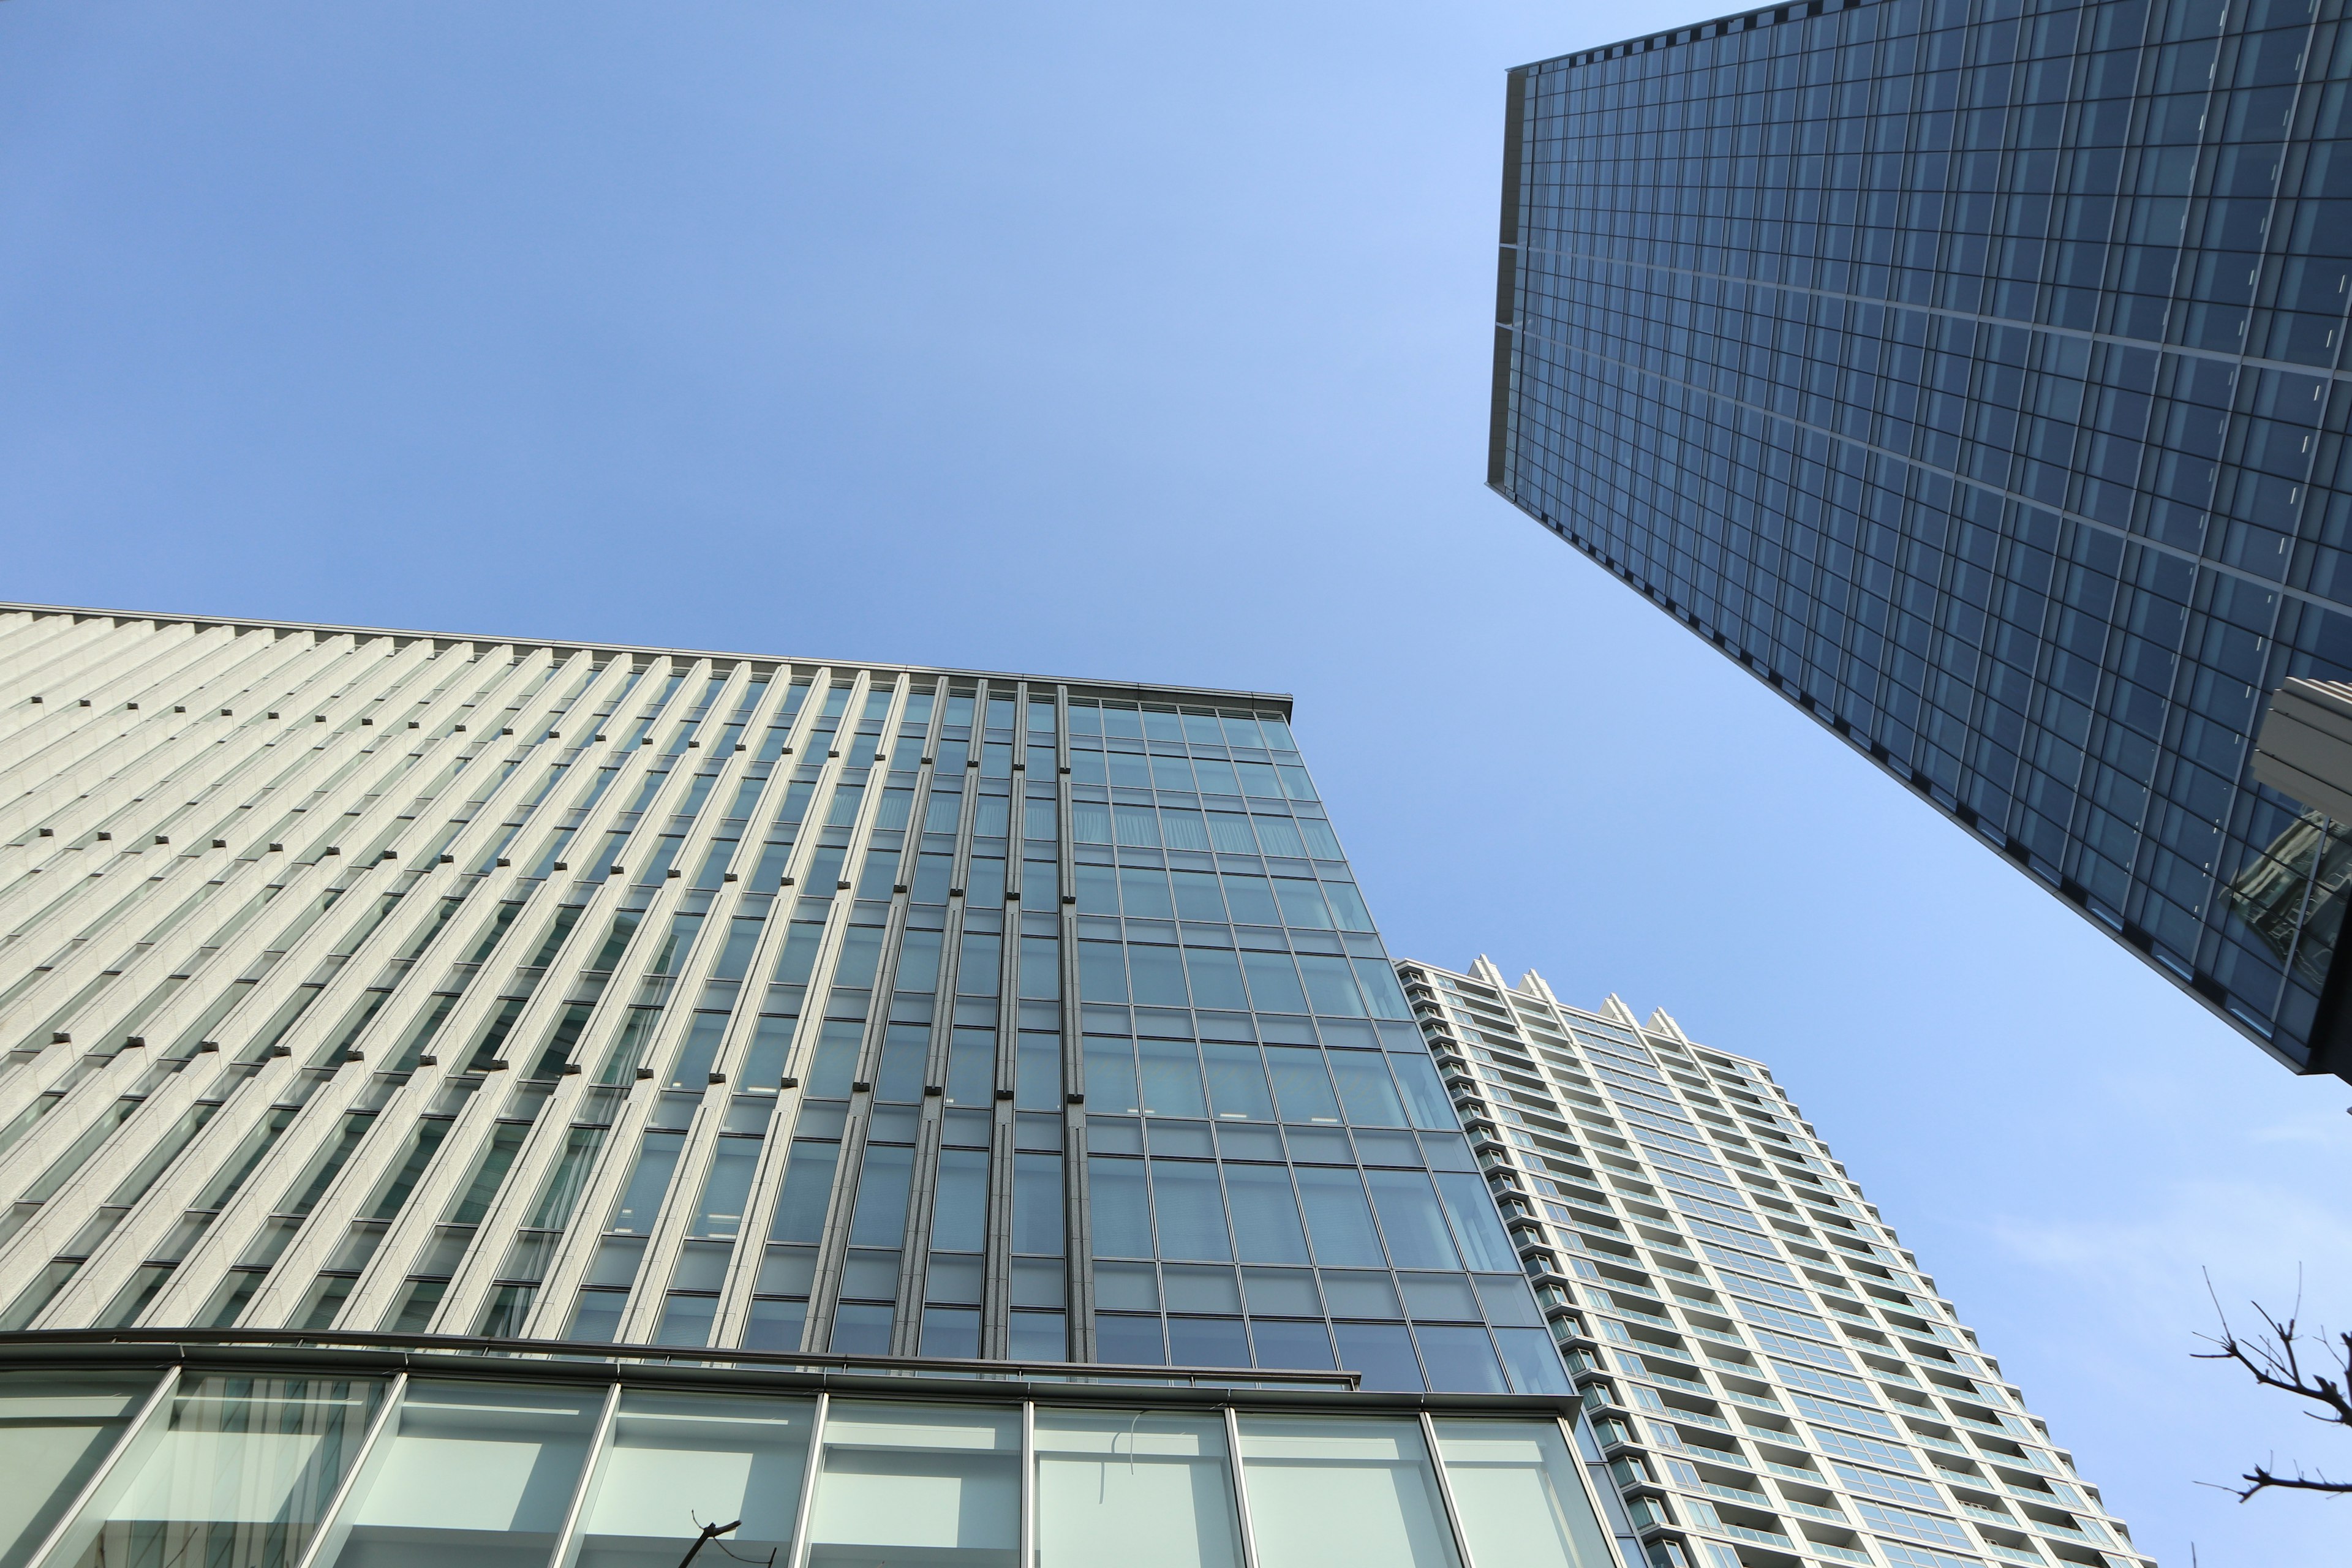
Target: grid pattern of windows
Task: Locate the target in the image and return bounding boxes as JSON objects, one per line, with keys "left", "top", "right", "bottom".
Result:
{"left": 1399, "top": 956, "right": 2148, "bottom": 1568}
{"left": 0, "top": 606, "right": 1561, "bottom": 1397}
{"left": 1494, "top": 0, "right": 2352, "bottom": 1075}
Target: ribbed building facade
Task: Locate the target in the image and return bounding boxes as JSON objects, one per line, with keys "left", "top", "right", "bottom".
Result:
{"left": 1400, "top": 956, "right": 2147, "bottom": 1568}
{"left": 1492, "top": 0, "right": 2352, "bottom": 1078}
{"left": 0, "top": 604, "right": 1627, "bottom": 1568}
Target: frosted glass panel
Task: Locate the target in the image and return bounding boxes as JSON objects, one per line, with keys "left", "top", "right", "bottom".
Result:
{"left": 575, "top": 1391, "right": 813, "bottom": 1568}
{"left": 327, "top": 1381, "right": 600, "bottom": 1568}
{"left": 1431, "top": 1420, "right": 1615, "bottom": 1568}
{"left": 68, "top": 1376, "right": 383, "bottom": 1568}
{"left": 1034, "top": 1409, "right": 1240, "bottom": 1568}
{"left": 806, "top": 1401, "right": 1019, "bottom": 1566}
{"left": 0, "top": 1373, "right": 153, "bottom": 1568}
{"left": 1234, "top": 1415, "right": 1459, "bottom": 1568}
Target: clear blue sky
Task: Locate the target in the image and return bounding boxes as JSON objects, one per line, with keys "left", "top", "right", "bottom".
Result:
{"left": 6, "top": 4, "right": 2348, "bottom": 1559}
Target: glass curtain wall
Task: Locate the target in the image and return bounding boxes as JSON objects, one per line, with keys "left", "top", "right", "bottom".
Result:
{"left": 13, "top": 1366, "right": 1623, "bottom": 1568}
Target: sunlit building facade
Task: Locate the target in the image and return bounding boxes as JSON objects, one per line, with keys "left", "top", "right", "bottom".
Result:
{"left": 0, "top": 604, "right": 1624, "bottom": 1568}
{"left": 1492, "top": 0, "right": 2352, "bottom": 1079}
{"left": 1402, "top": 955, "right": 2149, "bottom": 1568}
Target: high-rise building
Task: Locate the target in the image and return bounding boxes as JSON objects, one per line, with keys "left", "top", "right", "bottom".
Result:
{"left": 1400, "top": 955, "right": 2149, "bottom": 1568}
{"left": 1490, "top": 0, "right": 2352, "bottom": 1079}
{"left": 0, "top": 603, "right": 1628, "bottom": 1568}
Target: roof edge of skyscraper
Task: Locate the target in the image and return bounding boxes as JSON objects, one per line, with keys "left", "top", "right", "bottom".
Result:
{"left": 1511, "top": 0, "right": 1847, "bottom": 76}
{"left": 0, "top": 598, "right": 1294, "bottom": 713}
{"left": 1403, "top": 953, "right": 1786, "bottom": 1077}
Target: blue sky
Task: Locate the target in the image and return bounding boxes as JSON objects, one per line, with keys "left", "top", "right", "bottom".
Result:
{"left": 6, "top": 3, "right": 2348, "bottom": 1559}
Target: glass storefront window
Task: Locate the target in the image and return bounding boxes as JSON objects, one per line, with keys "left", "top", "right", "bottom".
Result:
{"left": 1234, "top": 1415, "right": 1461, "bottom": 1568}
{"left": 320, "top": 1381, "right": 601, "bottom": 1568}
{"left": 57, "top": 1375, "right": 383, "bottom": 1568}
{"left": 0, "top": 1372, "right": 157, "bottom": 1568}
{"left": 0, "top": 1363, "right": 1603, "bottom": 1568}
{"left": 572, "top": 1390, "right": 813, "bottom": 1568}
{"left": 805, "top": 1401, "right": 1019, "bottom": 1566}
{"left": 1033, "top": 1409, "right": 1240, "bottom": 1568}
{"left": 1430, "top": 1419, "right": 1614, "bottom": 1568}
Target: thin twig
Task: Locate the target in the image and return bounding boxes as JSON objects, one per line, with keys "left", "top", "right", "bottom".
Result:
{"left": 2195, "top": 1269, "right": 2352, "bottom": 1501}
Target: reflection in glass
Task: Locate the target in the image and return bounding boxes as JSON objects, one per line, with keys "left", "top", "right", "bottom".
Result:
{"left": 59, "top": 1376, "right": 382, "bottom": 1568}
{"left": 1034, "top": 1409, "right": 1240, "bottom": 1568}
{"left": 322, "top": 1381, "right": 600, "bottom": 1568}
{"left": 1430, "top": 1419, "right": 1614, "bottom": 1568}
{"left": 0, "top": 1373, "right": 157, "bottom": 1568}
{"left": 2227, "top": 809, "right": 2352, "bottom": 984}
{"left": 1235, "top": 1415, "right": 1460, "bottom": 1568}
{"left": 573, "top": 1391, "right": 812, "bottom": 1568}
{"left": 806, "top": 1401, "right": 1019, "bottom": 1566}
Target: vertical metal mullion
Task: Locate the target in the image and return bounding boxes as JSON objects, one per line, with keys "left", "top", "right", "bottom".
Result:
{"left": 1050, "top": 684, "right": 1091, "bottom": 1362}
{"left": 545, "top": 1381, "right": 624, "bottom": 1568}
{"left": 1020, "top": 1398, "right": 1037, "bottom": 1568}
{"left": 1418, "top": 1411, "right": 1479, "bottom": 1568}
{"left": 290, "top": 1370, "right": 409, "bottom": 1568}
{"left": 784, "top": 1391, "right": 830, "bottom": 1568}
{"left": 1221, "top": 1406, "right": 1261, "bottom": 1568}
{"left": 26, "top": 1365, "right": 180, "bottom": 1568}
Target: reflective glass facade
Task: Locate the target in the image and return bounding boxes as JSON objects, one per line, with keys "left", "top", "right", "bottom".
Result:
{"left": 1404, "top": 957, "right": 2148, "bottom": 1568}
{"left": 0, "top": 605, "right": 1563, "bottom": 1399}
{"left": 1492, "top": 0, "right": 2352, "bottom": 1076}
{"left": 0, "top": 1346, "right": 1624, "bottom": 1568}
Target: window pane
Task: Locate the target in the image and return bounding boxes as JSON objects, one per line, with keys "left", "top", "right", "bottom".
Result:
{"left": 1364, "top": 1170, "right": 1459, "bottom": 1270}
{"left": 1200, "top": 1044, "right": 1273, "bottom": 1120}
{"left": 1249, "top": 1319, "right": 1335, "bottom": 1371}
{"left": 1088, "top": 1159, "right": 1152, "bottom": 1257}
{"left": 0, "top": 1372, "right": 153, "bottom": 1568}
{"left": 1410, "top": 1327, "right": 1506, "bottom": 1393}
{"left": 849, "top": 1144, "right": 915, "bottom": 1248}
{"left": 327, "top": 1382, "right": 601, "bottom": 1568}
{"left": 1137, "top": 1041, "right": 1208, "bottom": 1118}
{"left": 767, "top": 1142, "right": 841, "bottom": 1244}
{"left": 576, "top": 1392, "right": 814, "bottom": 1568}
{"left": 806, "top": 1402, "right": 1019, "bottom": 1565}
{"left": 1234, "top": 1416, "right": 1460, "bottom": 1568}
{"left": 1332, "top": 1324, "right": 1425, "bottom": 1393}
{"left": 1329, "top": 1055, "right": 1407, "bottom": 1127}
{"left": 1035, "top": 1410, "right": 1241, "bottom": 1568}
{"left": 1295, "top": 957, "right": 1366, "bottom": 1017}
{"left": 1222, "top": 1164, "right": 1310, "bottom": 1264}
{"left": 1013, "top": 1153, "right": 1065, "bottom": 1256}
{"left": 922, "top": 1306, "right": 981, "bottom": 1359}
{"left": 1430, "top": 1420, "right": 1615, "bottom": 1568}
{"left": 1264, "top": 1048, "right": 1340, "bottom": 1123}
{"left": 1292, "top": 1166, "right": 1384, "bottom": 1267}
{"left": 58, "top": 1377, "right": 379, "bottom": 1568}
{"left": 1148, "top": 1161, "right": 1232, "bottom": 1261}
{"left": 930, "top": 1148, "right": 989, "bottom": 1253}
{"left": 744, "top": 1299, "right": 806, "bottom": 1353}
{"left": 1431, "top": 1173, "right": 1520, "bottom": 1273}
{"left": 1183, "top": 949, "right": 1249, "bottom": 1011}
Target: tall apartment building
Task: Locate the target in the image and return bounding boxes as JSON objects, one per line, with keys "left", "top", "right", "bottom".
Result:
{"left": 1400, "top": 955, "right": 2147, "bottom": 1568}
{"left": 0, "top": 605, "right": 1625, "bottom": 1568}
{"left": 1490, "top": 0, "right": 2352, "bottom": 1079}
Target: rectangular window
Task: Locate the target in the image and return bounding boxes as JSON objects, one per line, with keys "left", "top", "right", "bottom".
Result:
{"left": 1234, "top": 1416, "right": 1462, "bottom": 1568}
{"left": 805, "top": 1403, "right": 1019, "bottom": 1564}
{"left": 1033, "top": 1409, "right": 1242, "bottom": 1568}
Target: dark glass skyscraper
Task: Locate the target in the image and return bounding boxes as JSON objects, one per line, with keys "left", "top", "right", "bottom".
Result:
{"left": 1491, "top": 0, "right": 2352, "bottom": 1077}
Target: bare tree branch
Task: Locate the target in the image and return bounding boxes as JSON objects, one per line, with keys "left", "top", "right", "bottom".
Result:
{"left": 2195, "top": 1270, "right": 2352, "bottom": 1501}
